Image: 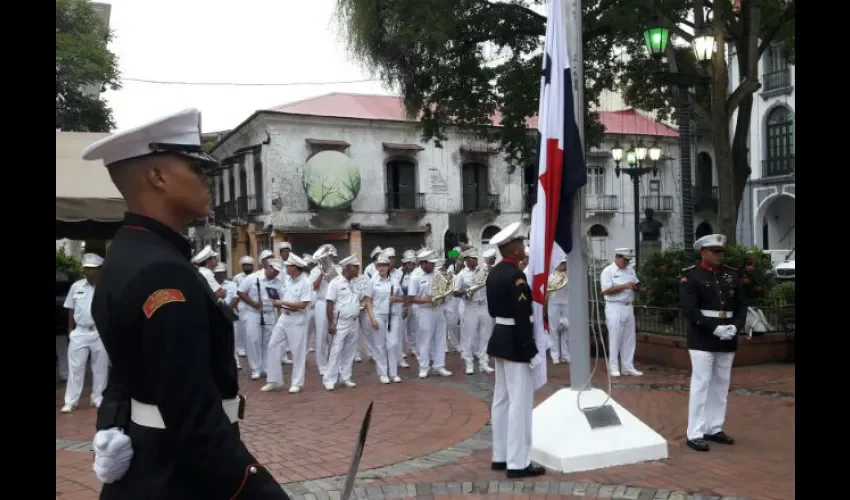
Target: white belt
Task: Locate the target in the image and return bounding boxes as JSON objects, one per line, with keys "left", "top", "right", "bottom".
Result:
{"left": 700, "top": 309, "right": 734, "bottom": 319}
{"left": 495, "top": 316, "right": 534, "bottom": 325}
{"left": 281, "top": 309, "right": 305, "bottom": 316}
{"left": 77, "top": 324, "right": 97, "bottom": 332}
{"left": 131, "top": 398, "right": 240, "bottom": 429}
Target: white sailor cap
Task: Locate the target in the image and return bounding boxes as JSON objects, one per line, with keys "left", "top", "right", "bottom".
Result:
{"left": 279, "top": 241, "right": 292, "bottom": 251}
{"left": 489, "top": 222, "right": 524, "bottom": 247}
{"left": 258, "top": 250, "right": 274, "bottom": 261}
{"left": 81, "top": 108, "right": 219, "bottom": 169}
{"left": 191, "top": 245, "right": 218, "bottom": 264}
{"left": 375, "top": 254, "right": 390, "bottom": 265}
{"left": 416, "top": 248, "right": 435, "bottom": 260}
{"left": 284, "top": 254, "right": 307, "bottom": 268}
{"left": 614, "top": 248, "right": 634, "bottom": 258}
{"left": 302, "top": 253, "right": 315, "bottom": 265}
{"left": 694, "top": 234, "right": 727, "bottom": 251}
{"left": 213, "top": 264, "right": 227, "bottom": 273}
{"left": 339, "top": 254, "right": 359, "bottom": 267}
{"left": 268, "top": 259, "right": 285, "bottom": 272}
{"left": 482, "top": 248, "right": 497, "bottom": 260}
{"left": 382, "top": 247, "right": 396, "bottom": 258}
{"left": 370, "top": 246, "right": 383, "bottom": 259}
{"left": 239, "top": 256, "right": 255, "bottom": 265}
{"left": 82, "top": 253, "right": 104, "bottom": 268}
{"left": 401, "top": 249, "right": 417, "bottom": 263}
{"left": 430, "top": 257, "right": 445, "bottom": 266}
{"left": 462, "top": 248, "right": 479, "bottom": 259}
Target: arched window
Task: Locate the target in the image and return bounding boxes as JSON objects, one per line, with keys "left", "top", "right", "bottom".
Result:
{"left": 588, "top": 224, "right": 609, "bottom": 238}
{"left": 696, "top": 152, "right": 713, "bottom": 190}
{"left": 765, "top": 106, "right": 794, "bottom": 176}
{"left": 481, "top": 225, "right": 501, "bottom": 245}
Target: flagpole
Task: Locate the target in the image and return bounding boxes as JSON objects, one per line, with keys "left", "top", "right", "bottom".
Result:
{"left": 563, "top": 0, "right": 591, "bottom": 391}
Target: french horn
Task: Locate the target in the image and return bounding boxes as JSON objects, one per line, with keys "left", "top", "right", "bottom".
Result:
{"left": 430, "top": 270, "right": 455, "bottom": 304}
{"left": 547, "top": 269, "right": 567, "bottom": 293}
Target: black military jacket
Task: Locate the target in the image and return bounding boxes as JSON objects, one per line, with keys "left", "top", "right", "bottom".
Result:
{"left": 678, "top": 262, "right": 749, "bottom": 353}
{"left": 92, "top": 213, "right": 288, "bottom": 500}
{"left": 485, "top": 259, "right": 538, "bottom": 363}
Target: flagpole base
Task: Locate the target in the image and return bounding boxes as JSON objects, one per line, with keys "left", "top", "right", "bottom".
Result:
{"left": 530, "top": 388, "right": 668, "bottom": 473}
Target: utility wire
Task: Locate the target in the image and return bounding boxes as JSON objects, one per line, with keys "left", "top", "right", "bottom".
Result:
{"left": 122, "top": 77, "right": 382, "bottom": 86}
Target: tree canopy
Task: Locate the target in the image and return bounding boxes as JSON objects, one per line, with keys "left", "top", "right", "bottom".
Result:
{"left": 335, "top": 0, "right": 795, "bottom": 241}
{"left": 56, "top": 0, "right": 121, "bottom": 132}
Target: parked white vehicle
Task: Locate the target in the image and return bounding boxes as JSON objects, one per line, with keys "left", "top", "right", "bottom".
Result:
{"left": 774, "top": 248, "right": 795, "bottom": 281}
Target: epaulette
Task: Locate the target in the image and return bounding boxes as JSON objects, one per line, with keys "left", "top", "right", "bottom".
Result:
{"left": 681, "top": 265, "right": 696, "bottom": 272}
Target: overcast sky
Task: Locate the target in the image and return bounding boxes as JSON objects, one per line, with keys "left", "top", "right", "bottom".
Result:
{"left": 102, "top": 0, "right": 394, "bottom": 132}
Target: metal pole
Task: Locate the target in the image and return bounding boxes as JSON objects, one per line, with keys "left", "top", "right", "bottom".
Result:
{"left": 632, "top": 174, "right": 641, "bottom": 266}
{"left": 677, "top": 86, "right": 696, "bottom": 260}
{"left": 563, "top": 0, "right": 591, "bottom": 391}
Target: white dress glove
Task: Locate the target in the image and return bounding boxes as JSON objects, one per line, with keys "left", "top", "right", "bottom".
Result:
{"left": 559, "top": 317, "right": 570, "bottom": 330}
{"left": 712, "top": 326, "right": 727, "bottom": 339}
{"left": 529, "top": 355, "right": 542, "bottom": 369}
{"left": 720, "top": 325, "right": 737, "bottom": 340}
{"left": 93, "top": 428, "right": 134, "bottom": 483}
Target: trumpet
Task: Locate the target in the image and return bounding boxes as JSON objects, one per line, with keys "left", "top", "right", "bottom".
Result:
{"left": 547, "top": 269, "right": 567, "bottom": 293}
{"left": 463, "top": 265, "right": 489, "bottom": 299}
{"left": 430, "top": 271, "right": 455, "bottom": 304}
{"left": 313, "top": 247, "right": 340, "bottom": 283}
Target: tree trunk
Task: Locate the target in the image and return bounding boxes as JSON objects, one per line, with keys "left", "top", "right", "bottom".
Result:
{"left": 710, "top": 19, "right": 737, "bottom": 244}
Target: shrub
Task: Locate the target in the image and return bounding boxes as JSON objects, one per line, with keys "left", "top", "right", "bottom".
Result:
{"left": 636, "top": 244, "right": 777, "bottom": 308}
{"left": 769, "top": 281, "right": 795, "bottom": 306}
{"left": 56, "top": 247, "right": 83, "bottom": 281}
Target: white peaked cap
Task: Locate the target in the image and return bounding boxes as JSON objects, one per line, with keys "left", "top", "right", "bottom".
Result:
{"left": 339, "top": 254, "right": 359, "bottom": 267}
{"left": 462, "top": 248, "right": 479, "bottom": 259}
{"left": 489, "top": 222, "right": 524, "bottom": 247}
{"left": 417, "top": 248, "right": 436, "bottom": 260}
{"left": 82, "top": 253, "right": 104, "bottom": 268}
{"left": 370, "top": 246, "right": 383, "bottom": 258}
{"left": 258, "top": 250, "right": 274, "bottom": 261}
{"left": 213, "top": 264, "right": 227, "bottom": 273}
{"left": 268, "top": 259, "right": 285, "bottom": 272}
{"left": 376, "top": 254, "right": 390, "bottom": 265}
{"left": 401, "top": 249, "right": 417, "bottom": 263}
{"left": 614, "top": 248, "right": 634, "bottom": 258}
{"left": 382, "top": 247, "right": 396, "bottom": 258}
{"left": 482, "top": 248, "right": 497, "bottom": 259}
{"left": 191, "top": 245, "right": 218, "bottom": 264}
{"left": 239, "top": 256, "right": 255, "bottom": 265}
{"left": 284, "top": 254, "right": 308, "bottom": 268}
{"left": 279, "top": 241, "right": 292, "bottom": 250}
{"left": 694, "top": 234, "right": 727, "bottom": 251}
{"left": 81, "top": 108, "right": 217, "bottom": 168}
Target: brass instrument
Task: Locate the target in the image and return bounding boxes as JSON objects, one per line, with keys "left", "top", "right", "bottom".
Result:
{"left": 313, "top": 247, "right": 340, "bottom": 283}
{"left": 430, "top": 270, "right": 455, "bottom": 304}
{"left": 547, "top": 269, "right": 568, "bottom": 294}
{"left": 463, "top": 265, "right": 489, "bottom": 299}
{"left": 353, "top": 275, "right": 369, "bottom": 312}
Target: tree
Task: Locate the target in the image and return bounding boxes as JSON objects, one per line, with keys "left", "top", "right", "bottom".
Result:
{"left": 56, "top": 0, "right": 121, "bottom": 132}
{"left": 335, "top": 0, "right": 795, "bottom": 243}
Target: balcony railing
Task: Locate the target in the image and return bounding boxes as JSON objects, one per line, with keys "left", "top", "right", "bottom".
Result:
{"left": 641, "top": 195, "right": 674, "bottom": 212}
{"left": 762, "top": 156, "right": 795, "bottom": 177}
{"left": 237, "top": 194, "right": 260, "bottom": 214}
{"left": 762, "top": 69, "right": 791, "bottom": 92}
{"left": 213, "top": 194, "right": 261, "bottom": 223}
{"left": 585, "top": 193, "right": 618, "bottom": 212}
{"left": 386, "top": 191, "right": 425, "bottom": 211}
{"left": 463, "top": 192, "right": 500, "bottom": 213}
{"left": 694, "top": 186, "right": 718, "bottom": 212}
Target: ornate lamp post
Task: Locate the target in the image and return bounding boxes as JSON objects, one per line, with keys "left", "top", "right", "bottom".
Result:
{"left": 612, "top": 140, "right": 662, "bottom": 267}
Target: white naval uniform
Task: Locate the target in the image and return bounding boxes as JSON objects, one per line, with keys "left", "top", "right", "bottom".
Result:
{"left": 323, "top": 275, "right": 362, "bottom": 388}
{"left": 547, "top": 279, "right": 570, "bottom": 362}
{"left": 357, "top": 275, "right": 377, "bottom": 362}
{"left": 306, "top": 273, "right": 317, "bottom": 353}
{"left": 310, "top": 265, "right": 341, "bottom": 375}
{"left": 232, "top": 271, "right": 250, "bottom": 355}
{"left": 238, "top": 272, "right": 284, "bottom": 377}
{"left": 600, "top": 262, "right": 639, "bottom": 372}
{"left": 443, "top": 275, "right": 461, "bottom": 352}
{"left": 220, "top": 279, "right": 239, "bottom": 364}
{"left": 408, "top": 271, "right": 447, "bottom": 373}
{"left": 400, "top": 269, "right": 418, "bottom": 356}
{"left": 198, "top": 266, "right": 222, "bottom": 293}
{"left": 369, "top": 273, "right": 404, "bottom": 379}
{"left": 388, "top": 267, "right": 406, "bottom": 363}
{"left": 63, "top": 279, "right": 109, "bottom": 408}
{"left": 364, "top": 261, "right": 378, "bottom": 280}
{"left": 266, "top": 272, "right": 313, "bottom": 388}
{"left": 454, "top": 266, "right": 493, "bottom": 371}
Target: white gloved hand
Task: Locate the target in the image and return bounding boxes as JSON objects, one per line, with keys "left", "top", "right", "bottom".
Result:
{"left": 712, "top": 326, "right": 727, "bottom": 339}
{"left": 93, "top": 428, "right": 133, "bottom": 483}
{"left": 725, "top": 325, "right": 738, "bottom": 335}
{"left": 529, "top": 355, "right": 542, "bottom": 369}
{"left": 559, "top": 317, "right": 570, "bottom": 330}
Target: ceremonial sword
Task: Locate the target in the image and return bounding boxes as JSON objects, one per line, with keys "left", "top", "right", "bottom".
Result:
{"left": 340, "top": 401, "right": 374, "bottom": 500}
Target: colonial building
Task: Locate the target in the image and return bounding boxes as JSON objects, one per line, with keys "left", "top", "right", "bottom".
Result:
{"left": 207, "top": 93, "right": 687, "bottom": 272}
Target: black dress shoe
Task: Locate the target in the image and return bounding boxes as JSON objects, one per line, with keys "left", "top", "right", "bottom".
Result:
{"left": 506, "top": 464, "right": 546, "bottom": 478}
{"left": 686, "top": 439, "right": 710, "bottom": 452}
{"left": 704, "top": 431, "right": 735, "bottom": 445}
{"left": 491, "top": 462, "right": 507, "bottom": 471}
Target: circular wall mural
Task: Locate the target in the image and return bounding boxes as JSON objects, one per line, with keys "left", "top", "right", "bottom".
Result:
{"left": 301, "top": 150, "right": 361, "bottom": 210}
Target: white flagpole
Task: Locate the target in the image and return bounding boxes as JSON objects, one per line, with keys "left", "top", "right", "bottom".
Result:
{"left": 562, "top": 0, "right": 591, "bottom": 390}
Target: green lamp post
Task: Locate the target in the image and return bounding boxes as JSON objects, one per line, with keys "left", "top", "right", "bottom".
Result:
{"left": 643, "top": 21, "right": 670, "bottom": 58}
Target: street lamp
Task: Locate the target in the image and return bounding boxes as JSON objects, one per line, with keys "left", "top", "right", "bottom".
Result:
{"left": 649, "top": 143, "right": 662, "bottom": 177}
{"left": 635, "top": 141, "right": 648, "bottom": 162}
{"left": 612, "top": 140, "right": 657, "bottom": 266}
{"left": 643, "top": 21, "right": 670, "bottom": 57}
{"left": 692, "top": 26, "right": 717, "bottom": 64}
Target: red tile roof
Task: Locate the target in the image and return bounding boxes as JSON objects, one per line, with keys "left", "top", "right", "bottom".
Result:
{"left": 269, "top": 92, "right": 677, "bottom": 137}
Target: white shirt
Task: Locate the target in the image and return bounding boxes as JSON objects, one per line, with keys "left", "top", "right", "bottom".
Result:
{"left": 198, "top": 266, "right": 221, "bottom": 293}
{"left": 233, "top": 272, "right": 250, "bottom": 312}
{"left": 280, "top": 273, "right": 313, "bottom": 311}
{"left": 327, "top": 275, "right": 362, "bottom": 320}
{"left": 600, "top": 262, "right": 639, "bottom": 304}
{"left": 407, "top": 271, "right": 435, "bottom": 311}
{"left": 364, "top": 262, "right": 377, "bottom": 280}
{"left": 454, "top": 266, "right": 487, "bottom": 303}
{"left": 222, "top": 280, "right": 238, "bottom": 305}
{"left": 310, "top": 264, "right": 342, "bottom": 300}
{"left": 370, "top": 274, "right": 403, "bottom": 316}
{"left": 411, "top": 266, "right": 425, "bottom": 279}
{"left": 238, "top": 272, "right": 285, "bottom": 318}
{"left": 64, "top": 279, "right": 96, "bottom": 332}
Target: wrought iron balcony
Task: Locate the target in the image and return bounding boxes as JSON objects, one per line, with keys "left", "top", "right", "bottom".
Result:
{"left": 237, "top": 194, "right": 261, "bottom": 215}
{"left": 694, "top": 186, "right": 718, "bottom": 212}
{"left": 762, "top": 69, "right": 791, "bottom": 92}
{"left": 641, "top": 195, "right": 674, "bottom": 212}
{"left": 213, "top": 194, "right": 262, "bottom": 223}
{"left": 463, "top": 192, "right": 500, "bottom": 213}
{"left": 385, "top": 191, "right": 425, "bottom": 212}
{"left": 585, "top": 194, "right": 618, "bottom": 212}
{"left": 762, "top": 156, "right": 795, "bottom": 177}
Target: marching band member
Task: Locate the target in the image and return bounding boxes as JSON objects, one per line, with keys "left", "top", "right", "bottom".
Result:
{"left": 368, "top": 253, "right": 405, "bottom": 383}
{"left": 310, "top": 244, "right": 340, "bottom": 376}
{"left": 214, "top": 264, "right": 241, "bottom": 369}
{"left": 192, "top": 245, "right": 225, "bottom": 300}
{"left": 600, "top": 248, "right": 643, "bottom": 377}
{"left": 323, "top": 255, "right": 371, "bottom": 390}
{"left": 407, "top": 251, "right": 453, "bottom": 379}
{"left": 441, "top": 260, "right": 462, "bottom": 353}
{"left": 232, "top": 256, "right": 255, "bottom": 357}
{"left": 237, "top": 256, "right": 285, "bottom": 379}
{"left": 364, "top": 246, "right": 382, "bottom": 279}
{"left": 453, "top": 248, "right": 495, "bottom": 375}
{"left": 399, "top": 250, "right": 418, "bottom": 366}
{"left": 303, "top": 254, "right": 317, "bottom": 354}
{"left": 547, "top": 258, "right": 570, "bottom": 364}
{"left": 263, "top": 255, "right": 313, "bottom": 394}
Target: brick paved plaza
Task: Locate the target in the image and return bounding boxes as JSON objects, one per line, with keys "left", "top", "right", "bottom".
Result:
{"left": 56, "top": 356, "right": 794, "bottom": 500}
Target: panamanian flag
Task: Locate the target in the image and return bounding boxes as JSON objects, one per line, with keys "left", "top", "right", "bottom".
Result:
{"left": 527, "top": 0, "right": 588, "bottom": 390}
